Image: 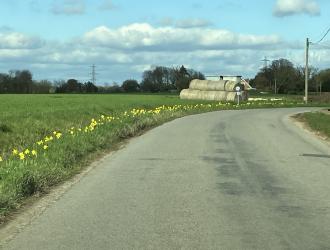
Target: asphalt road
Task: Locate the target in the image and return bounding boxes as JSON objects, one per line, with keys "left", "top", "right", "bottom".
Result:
{"left": 2, "top": 108, "right": 330, "bottom": 250}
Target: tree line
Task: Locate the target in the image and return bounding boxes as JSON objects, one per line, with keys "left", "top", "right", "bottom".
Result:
{"left": 0, "top": 65, "right": 204, "bottom": 94}
{"left": 0, "top": 70, "right": 53, "bottom": 94}
{"left": 250, "top": 58, "right": 330, "bottom": 94}
{"left": 1, "top": 61, "right": 330, "bottom": 94}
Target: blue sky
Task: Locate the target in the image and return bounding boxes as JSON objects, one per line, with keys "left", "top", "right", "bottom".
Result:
{"left": 0, "top": 0, "right": 329, "bottom": 84}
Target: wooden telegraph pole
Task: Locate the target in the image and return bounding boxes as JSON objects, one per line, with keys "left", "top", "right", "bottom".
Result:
{"left": 304, "top": 38, "right": 309, "bottom": 104}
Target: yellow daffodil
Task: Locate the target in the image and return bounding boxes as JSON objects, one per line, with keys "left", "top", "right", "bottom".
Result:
{"left": 37, "top": 140, "right": 43, "bottom": 145}
{"left": 12, "top": 149, "right": 18, "bottom": 155}
{"left": 43, "top": 145, "right": 48, "bottom": 150}
{"left": 56, "top": 133, "right": 62, "bottom": 139}
{"left": 0, "top": 156, "right": 3, "bottom": 162}
{"left": 24, "top": 149, "right": 30, "bottom": 155}
{"left": 31, "top": 150, "right": 37, "bottom": 156}
{"left": 45, "top": 136, "right": 53, "bottom": 142}
{"left": 19, "top": 152, "right": 25, "bottom": 160}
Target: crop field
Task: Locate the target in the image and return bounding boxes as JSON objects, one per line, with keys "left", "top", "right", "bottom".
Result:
{"left": 0, "top": 93, "right": 311, "bottom": 219}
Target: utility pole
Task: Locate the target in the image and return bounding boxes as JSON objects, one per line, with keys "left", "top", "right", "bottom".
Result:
{"left": 274, "top": 78, "right": 277, "bottom": 94}
{"left": 91, "top": 64, "right": 96, "bottom": 85}
{"left": 304, "top": 38, "right": 309, "bottom": 104}
{"left": 261, "top": 56, "right": 270, "bottom": 68}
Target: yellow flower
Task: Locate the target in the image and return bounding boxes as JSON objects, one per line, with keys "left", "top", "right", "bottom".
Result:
{"left": 0, "top": 156, "right": 3, "bottom": 162}
{"left": 31, "top": 150, "right": 37, "bottom": 156}
{"left": 19, "top": 152, "right": 25, "bottom": 160}
{"left": 43, "top": 145, "right": 48, "bottom": 150}
{"left": 37, "top": 140, "right": 43, "bottom": 145}
{"left": 45, "top": 136, "right": 53, "bottom": 142}
{"left": 56, "top": 133, "right": 62, "bottom": 139}
{"left": 24, "top": 149, "right": 30, "bottom": 155}
{"left": 70, "top": 131, "right": 74, "bottom": 135}
{"left": 12, "top": 149, "right": 18, "bottom": 155}
{"left": 53, "top": 131, "right": 57, "bottom": 135}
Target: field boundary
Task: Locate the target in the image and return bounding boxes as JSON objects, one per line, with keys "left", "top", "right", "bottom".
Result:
{"left": 290, "top": 110, "right": 330, "bottom": 144}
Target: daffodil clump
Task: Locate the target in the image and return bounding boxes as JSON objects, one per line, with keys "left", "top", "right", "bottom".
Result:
{"left": 0, "top": 100, "right": 304, "bottom": 164}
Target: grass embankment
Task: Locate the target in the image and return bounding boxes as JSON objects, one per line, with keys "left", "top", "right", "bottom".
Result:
{"left": 0, "top": 94, "right": 308, "bottom": 219}
{"left": 295, "top": 111, "right": 330, "bottom": 139}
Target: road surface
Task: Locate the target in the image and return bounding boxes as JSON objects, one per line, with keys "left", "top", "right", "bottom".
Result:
{"left": 2, "top": 108, "right": 330, "bottom": 249}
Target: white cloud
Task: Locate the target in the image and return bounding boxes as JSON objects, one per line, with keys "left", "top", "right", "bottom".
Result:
{"left": 51, "top": 0, "right": 85, "bottom": 15}
{"left": 159, "top": 17, "right": 174, "bottom": 26}
{"left": 1, "top": 23, "right": 330, "bottom": 83}
{"left": 273, "top": 0, "right": 320, "bottom": 17}
{"left": 0, "top": 32, "right": 44, "bottom": 49}
{"left": 82, "top": 23, "right": 282, "bottom": 51}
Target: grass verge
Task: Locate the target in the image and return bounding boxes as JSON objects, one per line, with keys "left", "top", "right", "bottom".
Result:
{"left": 0, "top": 94, "right": 321, "bottom": 221}
{"left": 293, "top": 110, "right": 330, "bottom": 139}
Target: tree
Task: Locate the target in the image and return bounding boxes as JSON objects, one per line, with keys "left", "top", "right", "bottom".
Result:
{"left": 84, "top": 81, "right": 98, "bottom": 93}
{"left": 140, "top": 70, "right": 162, "bottom": 92}
{"left": 32, "top": 80, "right": 53, "bottom": 94}
{"left": 251, "top": 58, "right": 306, "bottom": 94}
{"left": 121, "top": 79, "right": 140, "bottom": 92}
{"left": 18, "top": 70, "right": 33, "bottom": 93}
{"left": 315, "top": 69, "right": 330, "bottom": 92}
{"left": 0, "top": 73, "right": 10, "bottom": 93}
{"left": 174, "top": 65, "right": 205, "bottom": 91}
{"left": 55, "top": 79, "right": 84, "bottom": 93}
{"left": 174, "top": 65, "right": 190, "bottom": 91}
{"left": 66, "top": 79, "right": 81, "bottom": 93}
{"left": 3, "top": 70, "right": 34, "bottom": 93}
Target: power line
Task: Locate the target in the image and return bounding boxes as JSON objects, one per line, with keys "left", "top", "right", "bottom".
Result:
{"left": 312, "top": 27, "right": 330, "bottom": 44}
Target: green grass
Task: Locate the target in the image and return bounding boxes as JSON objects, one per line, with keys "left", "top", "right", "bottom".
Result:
{"left": 0, "top": 93, "right": 315, "bottom": 220}
{"left": 0, "top": 94, "right": 202, "bottom": 155}
{"left": 298, "top": 112, "right": 330, "bottom": 138}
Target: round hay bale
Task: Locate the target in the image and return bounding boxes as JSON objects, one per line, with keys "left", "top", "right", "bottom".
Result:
{"left": 189, "top": 79, "right": 208, "bottom": 90}
{"left": 189, "top": 79, "right": 239, "bottom": 91}
{"left": 224, "top": 81, "right": 237, "bottom": 91}
{"left": 226, "top": 92, "right": 237, "bottom": 102}
{"left": 214, "top": 91, "right": 228, "bottom": 101}
{"left": 199, "top": 90, "right": 230, "bottom": 101}
{"left": 180, "top": 89, "right": 200, "bottom": 100}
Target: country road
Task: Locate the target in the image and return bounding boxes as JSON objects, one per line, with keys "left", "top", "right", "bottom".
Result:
{"left": 2, "top": 108, "right": 330, "bottom": 250}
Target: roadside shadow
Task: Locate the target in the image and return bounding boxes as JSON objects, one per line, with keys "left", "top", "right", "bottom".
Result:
{"left": 301, "top": 153, "right": 330, "bottom": 159}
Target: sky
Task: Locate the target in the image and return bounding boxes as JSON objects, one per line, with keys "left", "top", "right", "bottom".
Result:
{"left": 0, "top": 0, "right": 330, "bottom": 84}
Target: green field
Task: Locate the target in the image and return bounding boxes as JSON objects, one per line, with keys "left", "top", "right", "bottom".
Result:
{"left": 0, "top": 93, "right": 311, "bottom": 219}
{"left": 297, "top": 111, "right": 330, "bottom": 138}
{"left": 0, "top": 94, "right": 202, "bottom": 155}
